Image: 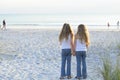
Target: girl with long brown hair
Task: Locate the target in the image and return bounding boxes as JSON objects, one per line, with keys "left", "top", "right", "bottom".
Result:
{"left": 74, "top": 24, "right": 90, "bottom": 79}
{"left": 59, "top": 23, "right": 74, "bottom": 79}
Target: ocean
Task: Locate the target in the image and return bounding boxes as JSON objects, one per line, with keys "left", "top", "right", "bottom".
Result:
{"left": 0, "top": 14, "right": 119, "bottom": 29}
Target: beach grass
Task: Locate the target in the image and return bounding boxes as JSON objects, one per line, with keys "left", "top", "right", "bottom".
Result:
{"left": 100, "top": 56, "right": 112, "bottom": 80}
{"left": 117, "top": 44, "right": 120, "bottom": 50}
{"left": 100, "top": 55, "right": 120, "bottom": 80}
{"left": 112, "top": 54, "right": 120, "bottom": 80}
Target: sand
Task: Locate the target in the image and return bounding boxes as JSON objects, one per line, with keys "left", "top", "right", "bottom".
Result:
{"left": 0, "top": 27, "right": 120, "bottom": 80}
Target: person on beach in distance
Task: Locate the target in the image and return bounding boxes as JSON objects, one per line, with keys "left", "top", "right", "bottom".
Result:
{"left": 74, "top": 24, "right": 90, "bottom": 79}
{"left": 0, "top": 24, "right": 1, "bottom": 29}
{"left": 107, "top": 22, "right": 110, "bottom": 29}
{"left": 59, "top": 23, "right": 74, "bottom": 79}
{"left": 117, "top": 21, "right": 119, "bottom": 29}
{"left": 1, "top": 19, "right": 6, "bottom": 30}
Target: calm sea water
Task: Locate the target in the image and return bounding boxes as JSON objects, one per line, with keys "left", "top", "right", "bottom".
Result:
{"left": 0, "top": 14, "right": 119, "bottom": 29}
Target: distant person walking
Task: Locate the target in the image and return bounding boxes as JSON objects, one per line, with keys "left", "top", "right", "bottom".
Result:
{"left": 107, "top": 22, "right": 110, "bottom": 29}
{"left": 117, "top": 21, "right": 119, "bottom": 29}
{"left": 0, "top": 24, "right": 1, "bottom": 29}
{"left": 1, "top": 20, "right": 6, "bottom": 30}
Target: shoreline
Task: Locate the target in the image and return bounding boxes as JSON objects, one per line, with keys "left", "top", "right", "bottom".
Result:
{"left": 2, "top": 26, "right": 120, "bottom": 32}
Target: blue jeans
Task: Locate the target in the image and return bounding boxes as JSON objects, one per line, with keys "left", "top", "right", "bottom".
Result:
{"left": 61, "top": 49, "right": 71, "bottom": 77}
{"left": 76, "top": 51, "right": 87, "bottom": 78}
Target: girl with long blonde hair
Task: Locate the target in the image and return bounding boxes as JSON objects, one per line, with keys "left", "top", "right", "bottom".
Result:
{"left": 74, "top": 24, "right": 90, "bottom": 79}
{"left": 59, "top": 23, "right": 74, "bottom": 79}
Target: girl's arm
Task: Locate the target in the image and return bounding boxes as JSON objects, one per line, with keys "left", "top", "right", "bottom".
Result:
{"left": 73, "top": 35, "right": 76, "bottom": 56}
{"left": 70, "top": 35, "right": 74, "bottom": 55}
{"left": 71, "top": 35, "right": 76, "bottom": 56}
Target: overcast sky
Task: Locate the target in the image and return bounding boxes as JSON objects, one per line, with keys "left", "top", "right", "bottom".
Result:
{"left": 0, "top": 0, "right": 120, "bottom": 14}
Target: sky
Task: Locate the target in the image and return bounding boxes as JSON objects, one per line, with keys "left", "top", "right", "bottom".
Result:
{"left": 0, "top": 0, "right": 120, "bottom": 14}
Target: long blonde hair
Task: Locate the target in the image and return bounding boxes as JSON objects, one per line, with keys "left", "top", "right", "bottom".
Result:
{"left": 75, "top": 24, "right": 90, "bottom": 46}
{"left": 59, "top": 23, "right": 73, "bottom": 42}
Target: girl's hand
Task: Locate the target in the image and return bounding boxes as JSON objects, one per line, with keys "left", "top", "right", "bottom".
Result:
{"left": 72, "top": 51, "right": 76, "bottom": 56}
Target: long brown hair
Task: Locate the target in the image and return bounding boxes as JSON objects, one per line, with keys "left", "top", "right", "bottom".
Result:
{"left": 75, "top": 24, "right": 90, "bottom": 46}
{"left": 59, "top": 23, "right": 73, "bottom": 42}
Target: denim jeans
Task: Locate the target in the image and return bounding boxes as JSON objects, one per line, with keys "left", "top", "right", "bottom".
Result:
{"left": 61, "top": 49, "right": 71, "bottom": 77}
{"left": 76, "top": 51, "right": 87, "bottom": 78}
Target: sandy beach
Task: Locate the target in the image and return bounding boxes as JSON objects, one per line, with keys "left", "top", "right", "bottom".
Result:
{"left": 0, "top": 27, "right": 120, "bottom": 80}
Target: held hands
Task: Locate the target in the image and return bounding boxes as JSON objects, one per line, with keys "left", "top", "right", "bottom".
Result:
{"left": 71, "top": 46, "right": 75, "bottom": 56}
{"left": 71, "top": 50, "right": 76, "bottom": 56}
